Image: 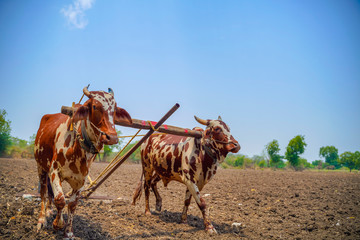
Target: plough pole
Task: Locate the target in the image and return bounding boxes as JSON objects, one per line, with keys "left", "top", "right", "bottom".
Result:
{"left": 84, "top": 103, "right": 180, "bottom": 198}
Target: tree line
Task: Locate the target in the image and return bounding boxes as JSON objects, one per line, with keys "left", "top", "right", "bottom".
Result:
{"left": 1, "top": 109, "right": 359, "bottom": 171}
{"left": 0, "top": 109, "right": 36, "bottom": 158}
{"left": 224, "top": 136, "right": 360, "bottom": 172}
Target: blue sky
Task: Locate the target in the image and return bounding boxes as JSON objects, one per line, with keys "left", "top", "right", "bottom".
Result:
{"left": 0, "top": 0, "right": 359, "bottom": 162}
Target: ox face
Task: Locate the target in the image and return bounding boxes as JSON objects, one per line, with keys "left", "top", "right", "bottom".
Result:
{"left": 195, "top": 116, "right": 240, "bottom": 156}
{"left": 73, "top": 87, "right": 132, "bottom": 145}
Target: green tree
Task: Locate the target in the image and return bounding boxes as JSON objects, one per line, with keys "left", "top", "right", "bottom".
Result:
{"left": 284, "top": 135, "right": 307, "bottom": 171}
{"left": 252, "top": 154, "right": 267, "bottom": 168}
{"left": 258, "top": 160, "right": 267, "bottom": 168}
{"left": 354, "top": 151, "right": 360, "bottom": 170}
{"left": 299, "top": 158, "right": 312, "bottom": 169}
{"left": 11, "top": 137, "right": 28, "bottom": 148}
{"left": 0, "top": 109, "right": 12, "bottom": 156}
{"left": 234, "top": 155, "right": 245, "bottom": 167}
{"left": 27, "top": 134, "right": 36, "bottom": 157}
{"left": 266, "top": 140, "right": 283, "bottom": 168}
{"left": 312, "top": 160, "right": 324, "bottom": 169}
{"left": 120, "top": 141, "right": 141, "bottom": 163}
{"left": 102, "top": 130, "right": 123, "bottom": 162}
{"left": 7, "top": 137, "right": 29, "bottom": 158}
{"left": 339, "top": 151, "right": 357, "bottom": 172}
{"left": 319, "top": 146, "right": 340, "bottom": 169}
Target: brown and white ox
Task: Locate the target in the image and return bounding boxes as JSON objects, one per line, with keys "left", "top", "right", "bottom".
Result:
{"left": 132, "top": 116, "right": 240, "bottom": 233}
{"left": 34, "top": 87, "right": 132, "bottom": 239}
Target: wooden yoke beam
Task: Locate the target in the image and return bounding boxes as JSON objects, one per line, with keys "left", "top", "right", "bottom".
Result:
{"left": 61, "top": 106, "right": 202, "bottom": 138}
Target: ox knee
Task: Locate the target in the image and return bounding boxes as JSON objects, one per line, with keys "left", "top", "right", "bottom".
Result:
{"left": 197, "top": 197, "right": 207, "bottom": 212}
{"left": 54, "top": 193, "right": 65, "bottom": 209}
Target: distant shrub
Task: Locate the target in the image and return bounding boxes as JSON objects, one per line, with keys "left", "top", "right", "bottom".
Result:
{"left": 258, "top": 160, "right": 267, "bottom": 168}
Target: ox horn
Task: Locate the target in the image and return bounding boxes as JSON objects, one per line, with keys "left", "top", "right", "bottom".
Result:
{"left": 108, "top": 88, "right": 114, "bottom": 96}
{"left": 194, "top": 116, "right": 209, "bottom": 126}
{"left": 218, "top": 115, "right": 222, "bottom": 121}
{"left": 83, "top": 86, "right": 92, "bottom": 98}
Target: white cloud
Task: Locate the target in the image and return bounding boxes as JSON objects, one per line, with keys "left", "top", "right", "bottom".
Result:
{"left": 61, "top": 0, "right": 95, "bottom": 29}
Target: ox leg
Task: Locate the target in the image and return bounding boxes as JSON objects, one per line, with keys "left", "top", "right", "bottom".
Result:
{"left": 49, "top": 170, "right": 66, "bottom": 231}
{"left": 37, "top": 172, "right": 48, "bottom": 231}
{"left": 45, "top": 176, "right": 54, "bottom": 217}
{"left": 181, "top": 189, "right": 192, "bottom": 223}
{"left": 144, "top": 170, "right": 153, "bottom": 215}
{"left": 151, "top": 174, "right": 162, "bottom": 212}
{"left": 144, "top": 178, "right": 152, "bottom": 215}
{"left": 64, "top": 188, "right": 81, "bottom": 240}
{"left": 185, "top": 183, "right": 217, "bottom": 234}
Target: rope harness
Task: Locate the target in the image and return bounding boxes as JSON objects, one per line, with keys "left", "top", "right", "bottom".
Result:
{"left": 72, "top": 120, "right": 102, "bottom": 154}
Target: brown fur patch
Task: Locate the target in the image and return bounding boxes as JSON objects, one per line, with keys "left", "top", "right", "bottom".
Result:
{"left": 80, "top": 159, "right": 88, "bottom": 176}
{"left": 58, "top": 150, "right": 65, "bottom": 166}
{"left": 174, "top": 148, "right": 179, "bottom": 158}
{"left": 173, "top": 157, "right": 181, "bottom": 173}
{"left": 184, "top": 142, "right": 189, "bottom": 152}
{"left": 69, "top": 162, "right": 79, "bottom": 174}
{"left": 64, "top": 135, "right": 71, "bottom": 147}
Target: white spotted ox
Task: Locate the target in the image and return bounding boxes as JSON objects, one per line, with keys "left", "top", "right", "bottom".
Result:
{"left": 132, "top": 116, "right": 240, "bottom": 233}
{"left": 34, "top": 87, "right": 132, "bottom": 239}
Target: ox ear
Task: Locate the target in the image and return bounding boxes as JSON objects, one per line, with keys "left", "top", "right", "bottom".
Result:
{"left": 115, "top": 107, "right": 132, "bottom": 125}
{"left": 73, "top": 105, "right": 89, "bottom": 122}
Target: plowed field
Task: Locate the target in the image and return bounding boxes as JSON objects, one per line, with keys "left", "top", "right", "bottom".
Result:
{"left": 1, "top": 158, "right": 359, "bottom": 239}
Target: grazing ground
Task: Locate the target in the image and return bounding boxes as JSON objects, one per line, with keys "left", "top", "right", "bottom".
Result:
{"left": 0, "top": 158, "right": 360, "bottom": 239}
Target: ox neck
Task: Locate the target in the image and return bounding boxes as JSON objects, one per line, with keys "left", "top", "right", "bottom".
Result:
{"left": 202, "top": 138, "right": 226, "bottom": 164}
{"left": 78, "top": 120, "right": 102, "bottom": 154}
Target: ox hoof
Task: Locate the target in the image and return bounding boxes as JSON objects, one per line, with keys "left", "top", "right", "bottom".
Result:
{"left": 155, "top": 204, "right": 162, "bottom": 212}
{"left": 206, "top": 226, "right": 218, "bottom": 234}
{"left": 181, "top": 216, "right": 188, "bottom": 224}
{"left": 64, "top": 226, "right": 75, "bottom": 240}
{"left": 37, "top": 221, "right": 46, "bottom": 232}
{"left": 145, "top": 210, "right": 152, "bottom": 216}
{"left": 46, "top": 209, "right": 54, "bottom": 217}
{"left": 63, "top": 233, "right": 75, "bottom": 240}
{"left": 53, "top": 218, "right": 65, "bottom": 230}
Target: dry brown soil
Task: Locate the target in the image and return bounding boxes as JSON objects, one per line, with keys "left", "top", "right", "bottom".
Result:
{"left": 1, "top": 158, "right": 360, "bottom": 239}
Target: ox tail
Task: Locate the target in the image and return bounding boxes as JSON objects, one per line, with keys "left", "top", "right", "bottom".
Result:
{"left": 131, "top": 171, "right": 144, "bottom": 206}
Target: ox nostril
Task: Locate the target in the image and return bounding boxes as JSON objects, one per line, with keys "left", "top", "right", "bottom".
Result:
{"left": 231, "top": 143, "right": 240, "bottom": 153}
{"left": 106, "top": 134, "right": 111, "bottom": 141}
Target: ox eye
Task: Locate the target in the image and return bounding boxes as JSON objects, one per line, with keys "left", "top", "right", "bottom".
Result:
{"left": 93, "top": 106, "right": 96, "bottom": 110}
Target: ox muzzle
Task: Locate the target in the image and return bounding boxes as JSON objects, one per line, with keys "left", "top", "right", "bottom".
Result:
{"left": 225, "top": 137, "right": 241, "bottom": 153}
{"left": 100, "top": 132, "right": 119, "bottom": 145}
